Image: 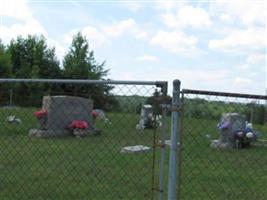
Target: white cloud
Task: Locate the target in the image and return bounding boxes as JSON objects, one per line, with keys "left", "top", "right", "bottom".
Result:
{"left": 0, "top": 0, "right": 47, "bottom": 44}
{"left": 237, "top": 64, "right": 250, "bottom": 70}
{"left": 134, "top": 30, "right": 150, "bottom": 40}
{"left": 155, "top": 0, "right": 186, "bottom": 12}
{"left": 0, "top": 0, "right": 67, "bottom": 62}
{"left": 0, "top": 18, "right": 47, "bottom": 43}
{"left": 137, "top": 55, "right": 159, "bottom": 62}
{"left": 219, "top": 13, "right": 231, "bottom": 23}
{"left": 0, "top": 0, "right": 32, "bottom": 21}
{"left": 246, "top": 53, "right": 265, "bottom": 64}
{"left": 150, "top": 30, "right": 198, "bottom": 54}
{"left": 100, "top": 18, "right": 154, "bottom": 42}
{"left": 119, "top": 67, "right": 232, "bottom": 93}
{"left": 212, "top": 0, "right": 266, "bottom": 26}
{"left": 234, "top": 77, "right": 252, "bottom": 84}
{"left": 233, "top": 77, "right": 253, "bottom": 88}
{"left": 82, "top": 26, "right": 109, "bottom": 48}
{"left": 208, "top": 28, "right": 266, "bottom": 53}
{"left": 161, "top": 6, "right": 212, "bottom": 29}
{"left": 102, "top": 18, "right": 136, "bottom": 37}
{"left": 63, "top": 26, "right": 109, "bottom": 50}
{"left": 120, "top": 2, "right": 143, "bottom": 13}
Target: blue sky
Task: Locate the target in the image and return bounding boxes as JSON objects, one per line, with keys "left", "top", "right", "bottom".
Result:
{"left": 0, "top": 0, "right": 266, "bottom": 95}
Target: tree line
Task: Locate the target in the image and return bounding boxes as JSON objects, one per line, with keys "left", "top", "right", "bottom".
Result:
{"left": 183, "top": 98, "right": 266, "bottom": 125}
{"left": 0, "top": 32, "right": 117, "bottom": 109}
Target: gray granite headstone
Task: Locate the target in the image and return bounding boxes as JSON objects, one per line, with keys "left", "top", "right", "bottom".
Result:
{"left": 29, "top": 96, "right": 94, "bottom": 137}
{"left": 136, "top": 104, "right": 153, "bottom": 129}
{"left": 211, "top": 113, "right": 246, "bottom": 148}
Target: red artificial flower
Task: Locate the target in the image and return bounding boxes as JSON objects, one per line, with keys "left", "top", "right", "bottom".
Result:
{"left": 34, "top": 109, "right": 48, "bottom": 119}
{"left": 92, "top": 110, "right": 98, "bottom": 119}
{"left": 68, "top": 120, "right": 89, "bottom": 129}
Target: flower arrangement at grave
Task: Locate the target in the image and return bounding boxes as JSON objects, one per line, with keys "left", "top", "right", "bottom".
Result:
{"left": 233, "top": 122, "right": 257, "bottom": 148}
{"left": 217, "top": 117, "right": 257, "bottom": 148}
{"left": 33, "top": 109, "right": 48, "bottom": 129}
{"left": 67, "top": 120, "right": 99, "bottom": 137}
{"left": 68, "top": 120, "right": 89, "bottom": 129}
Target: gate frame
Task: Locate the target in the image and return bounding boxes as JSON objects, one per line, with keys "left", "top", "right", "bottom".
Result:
{"left": 177, "top": 88, "right": 267, "bottom": 199}
{"left": 0, "top": 78, "right": 168, "bottom": 199}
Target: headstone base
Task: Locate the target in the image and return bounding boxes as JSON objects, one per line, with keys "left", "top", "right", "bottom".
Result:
{"left": 73, "top": 128, "right": 101, "bottom": 137}
{"left": 29, "top": 129, "right": 72, "bottom": 138}
{"left": 210, "top": 139, "right": 234, "bottom": 149}
{"left": 29, "top": 128, "right": 101, "bottom": 138}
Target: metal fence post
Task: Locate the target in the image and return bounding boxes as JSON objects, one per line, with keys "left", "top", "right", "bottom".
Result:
{"left": 168, "top": 79, "right": 181, "bottom": 200}
{"left": 159, "top": 104, "right": 168, "bottom": 200}
{"left": 158, "top": 82, "right": 168, "bottom": 200}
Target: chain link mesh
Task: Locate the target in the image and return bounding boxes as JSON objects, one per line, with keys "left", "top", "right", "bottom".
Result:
{"left": 180, "top": 90, "right": 267, "bottom": 200}
{"left": 0, "top": 81, "right": 167, "bottom": 200}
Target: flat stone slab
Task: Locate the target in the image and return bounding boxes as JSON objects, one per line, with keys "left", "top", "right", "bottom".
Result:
{"left": 158, "top": 139, "right": 180, "bottom": 146}
{"left": 121, "top": 145, "right": 151, "bottom": 153}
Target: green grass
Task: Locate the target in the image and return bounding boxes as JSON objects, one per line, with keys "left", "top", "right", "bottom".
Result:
{"left": 0, "top": 109, "right": 159, "bottom": 200}
{"left": 0, "top": 108, "right": 267, "bottom": 199}
{"left": 180, "top": 118, "right": 267, "bottom": 200}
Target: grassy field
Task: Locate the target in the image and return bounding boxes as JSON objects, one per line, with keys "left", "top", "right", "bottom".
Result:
{"left": 180, "top": 118, "right": 267, "bottom": 200}
{"left": 0, "top": 107, "right": 267, "bottom": 199}
{"left": 0, "top": 108, "right": 161, "bottom": 200}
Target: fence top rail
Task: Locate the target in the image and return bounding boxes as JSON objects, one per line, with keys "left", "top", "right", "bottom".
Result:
{"left": 182, "top": 89, "right": 267, "bottom": 100}
{"left": 0, "top": 78, "right": 167, "bottom": 87}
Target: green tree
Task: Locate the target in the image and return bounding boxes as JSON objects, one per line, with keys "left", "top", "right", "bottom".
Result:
{"left": 7, "top": 35, "right": 62, "bottom": 106}
{"left": 145, "top": 90, "right": 172, "bottom": 115}
{"left": 0, "top": 40, "right": 12, "bottom": 105}
{"left": 63, "top": 32, "right": 115, "bottom": 109}
{"left": 63, "top": 32, "right": 108, "bottom": 79}
{"left": 8, "top": 35, "right": 61, "bottom": 78}
{"left": 0, "top": 40, "right": 12, "bottom": 78}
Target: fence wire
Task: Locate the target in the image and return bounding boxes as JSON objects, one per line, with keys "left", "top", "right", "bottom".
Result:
{"left": 180, "top": 89, "right": 267, "bottom": 200}
{"left": 0, "top": 80, "right": 168, "bottom": 200}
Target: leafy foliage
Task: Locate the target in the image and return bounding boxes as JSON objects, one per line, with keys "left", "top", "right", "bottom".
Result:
{"left": 0, "top": 33, "right": 116, "bottom": 109}
{"left": 0, "top": 40, "right": 12, "bottom": 78}
{"left": 184, "top": 98, "right": 266, "bottom": 125}
{"left": 63, "top": 32, "right": 108, "bottom": 80}
{"left": 62, "top": 32, "right": 115, "bottom": 109}
{"left": 8, "top": 35, "right": 61, "bottom": 79}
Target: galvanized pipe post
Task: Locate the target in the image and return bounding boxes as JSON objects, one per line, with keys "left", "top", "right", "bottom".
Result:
{"left": 168, "top": 80, "right": 181, "bottom": 200}
{"left": 157, "top": 81, "right": 168, "bottom": 200}
{"left": 159, "top": 103, "right": 168, "bottom": 200}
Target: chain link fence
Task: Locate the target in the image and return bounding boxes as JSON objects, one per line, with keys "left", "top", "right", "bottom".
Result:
{"left": 179, "top": 89, "right": 267, "bottom": 200}
{"left": 0, "top": 79, "right": 169, "bottom": 200}
{"left": 2, "top": 79, "right": 266, "bottom": 199}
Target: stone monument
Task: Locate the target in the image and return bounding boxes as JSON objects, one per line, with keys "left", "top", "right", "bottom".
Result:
{"left": 29, "top": 96, "right": 98, "bottom": 137}
{"left": 136, "top": 104, "right": 153, "bottom": 129}
{"left": 211, "top": 113, "right": 246, "bottom": 148}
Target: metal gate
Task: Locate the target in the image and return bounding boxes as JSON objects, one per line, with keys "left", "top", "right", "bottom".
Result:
{"left": 0, "top": 78, "right": 168, "bottom": 199}
{"left": 2, "top": 78, "right": 266, "bottom": 199}
{"left": 179, "top": 89, "right": 267, "bottom": 200}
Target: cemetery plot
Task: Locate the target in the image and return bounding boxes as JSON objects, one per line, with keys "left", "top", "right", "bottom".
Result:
{"left": 0, "top": 81, "right": 164, "bottom": 200}
{"left": 179, "top": 90, "right": 267, "bottom": 200}
{"left": 29, "top": 95, "right": 99, "bottom": 137}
